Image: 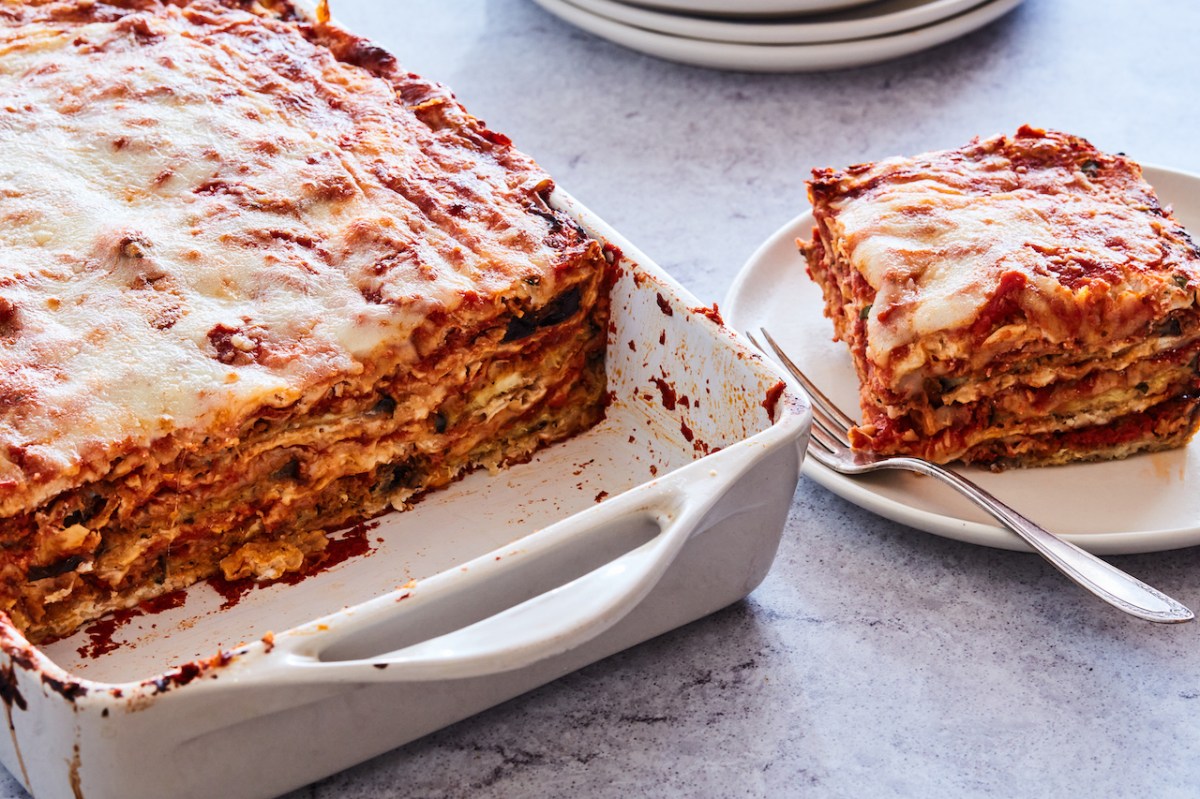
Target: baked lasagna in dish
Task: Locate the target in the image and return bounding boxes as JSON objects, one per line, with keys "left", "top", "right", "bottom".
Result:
{"left": 0, "top": 1, "right": 612, "bottom": 642}
{"left": 800, "top": 126, "right": 1200, "bottom": 467}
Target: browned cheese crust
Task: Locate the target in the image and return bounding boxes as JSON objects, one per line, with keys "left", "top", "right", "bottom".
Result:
{"left": 799, "top": 125, "right": 1200, "bottom": 467}
{"left": 0, "top": 0, "right": 613, "bottom": 641}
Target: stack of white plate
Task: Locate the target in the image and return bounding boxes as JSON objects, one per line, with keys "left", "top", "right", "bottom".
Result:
{"left": 530, "top": 0, "right": 1027, "bottom": 72}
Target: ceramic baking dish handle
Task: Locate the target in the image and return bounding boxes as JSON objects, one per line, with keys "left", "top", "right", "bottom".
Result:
{"left": 258, "top": 470, "right": 728, "bottom": 684}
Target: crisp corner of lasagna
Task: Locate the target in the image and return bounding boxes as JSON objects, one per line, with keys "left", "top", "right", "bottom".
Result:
{"left": 0, "top": 1, "right": 611, "bottom": 643}
{"left": 801, "top": 127, "right": 1200, "bottom": 467}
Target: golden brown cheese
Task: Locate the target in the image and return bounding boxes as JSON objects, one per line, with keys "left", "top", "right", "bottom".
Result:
{"left": 0, "top": 0, "right": 585, "bottom": 515}
{"left": 801, "top": 126, "right": 1200, "bottom": 466}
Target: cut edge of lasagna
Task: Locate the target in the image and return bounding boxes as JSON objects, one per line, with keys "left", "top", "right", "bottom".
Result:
{"left": 799, "top": 125, "right": 1200, "bottom": 468}
{"left": 0, "top": 0, "right": 613, "bottom": 643}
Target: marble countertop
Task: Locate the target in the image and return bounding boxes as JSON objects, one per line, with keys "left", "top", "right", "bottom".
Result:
{"left": 8, "top": 1, "right": 1200, "bottom": 797}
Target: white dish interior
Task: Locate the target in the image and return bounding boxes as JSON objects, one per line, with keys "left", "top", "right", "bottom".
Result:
{"left": 724, "top": 164, "right": 1200, "bottom": 555}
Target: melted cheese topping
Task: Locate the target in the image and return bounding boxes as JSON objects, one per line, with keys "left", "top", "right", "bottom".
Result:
{"left": 821, "top": 134, "right": 1199, "bottom": 366}
{"left": 0, "top": 3, "right": 575, "bottom": 515}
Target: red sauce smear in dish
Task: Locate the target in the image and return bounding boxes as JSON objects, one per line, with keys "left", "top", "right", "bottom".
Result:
{"left": 76, "top": 590, "right": 189, "bottom": 659}
{"left": 690, "top": 303, "right": 723, "bottom": 325}
{"left": 649, "top": 376, "right": 677, "bottom": 410}
{"left": 762, "top": 380, "right": 786, "bottom": 423}
{"left": 656, "top": 292, "right": 673, "bottom": 316}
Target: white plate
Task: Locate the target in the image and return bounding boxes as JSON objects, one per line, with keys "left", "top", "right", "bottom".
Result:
{"left": 532, "top": 0, "right": 1025, "bottom": 72}
{"left": 724, "top": 164, "right": 1200, "bottom": 555}
{"left": 566, "top": 0, "right": 989, "bottom": 45}
{"left": 619, "top": 0, "right": 879, "bottom": 16}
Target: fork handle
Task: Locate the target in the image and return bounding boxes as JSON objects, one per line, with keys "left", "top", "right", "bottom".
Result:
{"left": 896, "top": 458, "right": 1193, "bottom": 623}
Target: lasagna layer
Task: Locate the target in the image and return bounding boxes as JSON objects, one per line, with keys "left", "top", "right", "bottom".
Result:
{"left": 0, "top": 1, "right": 612, "bottom": 642}
{"left": 800, "top": 126, "right": 1200, "bottom": 466}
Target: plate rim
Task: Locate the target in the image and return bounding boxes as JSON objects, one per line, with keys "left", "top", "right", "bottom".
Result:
{"left": 562, "top": 0, "right": 993, "bottom": 46}
{"left": 616, "top": 0, "right": 879, "bottom": 16}
{"left": 724, "top": 163, "right": 1200, "bottom": 555}
{"left": 531, "top": 0, "right": 1026, "bottom": 72}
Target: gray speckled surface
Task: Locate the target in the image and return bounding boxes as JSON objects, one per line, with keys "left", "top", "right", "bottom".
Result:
{"left": 8, "top": 0, "right": 1200, "bottom": 796}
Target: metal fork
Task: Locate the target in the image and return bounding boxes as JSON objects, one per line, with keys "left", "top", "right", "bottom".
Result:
{"left": 752, "top": 327, "right": 1193, "bottom": 624}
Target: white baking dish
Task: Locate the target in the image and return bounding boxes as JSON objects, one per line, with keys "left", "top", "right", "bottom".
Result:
{"left": 0, "top": 192, "right": 810, "bottom": 799}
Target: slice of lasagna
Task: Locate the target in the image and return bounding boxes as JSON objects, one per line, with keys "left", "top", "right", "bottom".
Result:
{"left": 800, "top": 126, "right": 1200, "bottom": 467}
{"left": 0, "top": 1, "right": 612, "bottom": 642}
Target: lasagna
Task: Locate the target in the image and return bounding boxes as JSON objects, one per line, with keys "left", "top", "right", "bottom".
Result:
{"left": 800, "top": 126, "right": 1200, "bottom": 467}
{"left": 0, "top": 1, "right": 612, "bottom": 642}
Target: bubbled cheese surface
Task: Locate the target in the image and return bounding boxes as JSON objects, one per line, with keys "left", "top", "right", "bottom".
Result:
{"left": 0, "top": 4, "right": 568, "bottom": 515}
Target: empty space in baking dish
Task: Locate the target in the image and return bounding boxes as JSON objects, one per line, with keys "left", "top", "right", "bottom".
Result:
{"left": 315, "top": 509, "right": 663, "bottom": 664}
{"left": 35, "top": 212, "right": 787, "bottom": 686}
